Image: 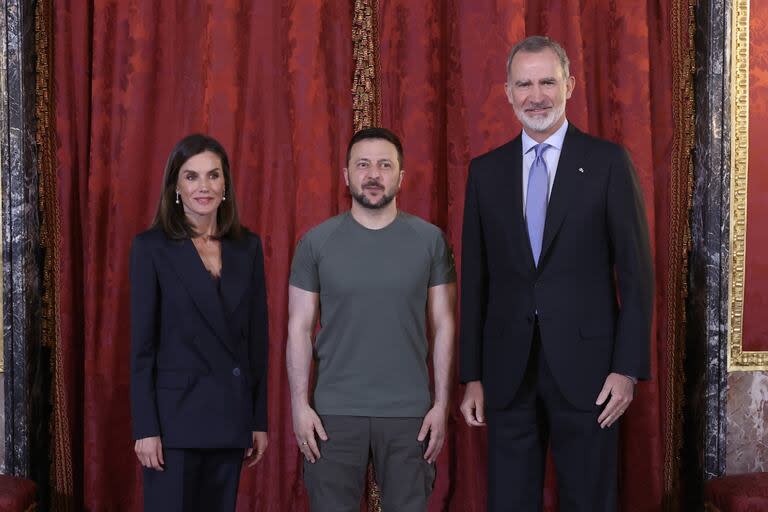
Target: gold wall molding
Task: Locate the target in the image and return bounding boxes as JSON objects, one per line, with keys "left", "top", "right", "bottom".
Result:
{"left": 728, "top": 0, "right": 768, "bottom": 371}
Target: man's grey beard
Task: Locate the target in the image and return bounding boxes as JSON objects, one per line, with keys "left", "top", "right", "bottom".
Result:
{"left": 515, "top": 100, "right": 566, "bottom": 133}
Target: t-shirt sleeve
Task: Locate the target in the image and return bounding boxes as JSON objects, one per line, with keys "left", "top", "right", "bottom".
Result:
{"left": 429, "top": 231, "right": 457, "bottom": 287}
{"left": 289, "top": 235, "right": 320, "bottom": 292}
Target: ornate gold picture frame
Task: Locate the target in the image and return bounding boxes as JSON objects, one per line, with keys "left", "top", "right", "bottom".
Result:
{"left": 728, "top": 0, "right": 768, "bottom": 371}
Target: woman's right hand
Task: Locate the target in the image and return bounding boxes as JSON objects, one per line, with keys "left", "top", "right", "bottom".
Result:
{"left": 135, "top": 436, "right": 164, "bottom": 471}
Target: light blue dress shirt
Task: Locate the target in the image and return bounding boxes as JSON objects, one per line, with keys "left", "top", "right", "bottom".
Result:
{"left": 521, "top": 119, "right": 569, "bottom": 213}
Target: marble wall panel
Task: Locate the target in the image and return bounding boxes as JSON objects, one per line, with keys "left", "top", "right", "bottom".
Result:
{"left": 720, "top": 0, "right": 768, "bottom": 481}
{"left": 691, "top": 0, "right": 730, "bottom": 487}
{"left": 691, "top": 0, "right": 768, "bottom": 485}
{"left": 726, "top": 372, "right": 768, "bottom": 473}
{"left": 0, "top": 0, "right": 41, "bottom": 478}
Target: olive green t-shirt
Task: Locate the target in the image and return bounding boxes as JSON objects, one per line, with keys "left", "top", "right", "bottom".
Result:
{"left": 289, "top": 211, "right": 456, "bottom": 417}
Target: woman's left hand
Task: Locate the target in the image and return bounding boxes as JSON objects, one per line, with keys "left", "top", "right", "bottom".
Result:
{"left": 244, "top": 431, "right": 268, "bottom": 467}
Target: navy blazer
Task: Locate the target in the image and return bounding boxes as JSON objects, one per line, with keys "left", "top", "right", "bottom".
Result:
{"left": 459, "top": 124, "right": 653, "bottom": 411}
{"left": 130, "top": 228, "right": 268, "bottom": 449}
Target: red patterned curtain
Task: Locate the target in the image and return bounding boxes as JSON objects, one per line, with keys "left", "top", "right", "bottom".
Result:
{"left": 50, "top": 0, "right": 691, "bottom": 510}
{"left": 53, "top": 1, "right": 353, "bottom": 509}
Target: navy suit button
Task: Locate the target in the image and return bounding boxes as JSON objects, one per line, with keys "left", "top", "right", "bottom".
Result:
{"left": 232, "top": 367, "right": 241, "bottom": 377}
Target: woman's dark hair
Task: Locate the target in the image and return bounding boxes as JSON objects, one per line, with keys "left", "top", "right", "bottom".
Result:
{"left": 151, "top": 134, "right": 243, "bottom": 240}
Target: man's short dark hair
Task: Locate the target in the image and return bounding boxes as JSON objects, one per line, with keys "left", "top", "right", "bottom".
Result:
{"left": 346, "top": 127, "right": 404, "bottom": 169}
{"left": 506, "top": 35, "right": 570, "bottom": 81}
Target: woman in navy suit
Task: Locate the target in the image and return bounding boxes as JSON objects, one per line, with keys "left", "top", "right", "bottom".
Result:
{"left": 130, "top": 134, "right": 269, "bottom": 511}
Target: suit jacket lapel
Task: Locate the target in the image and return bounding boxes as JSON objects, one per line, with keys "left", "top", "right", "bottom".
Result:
{"left": 162, "top": 238, "right": 237, "bottom": 356}
{"left": 498, "top": 137, "right": 536, "bottom": 272}
{"left": 540, "top": 124, "right": 584, "bottom": 263}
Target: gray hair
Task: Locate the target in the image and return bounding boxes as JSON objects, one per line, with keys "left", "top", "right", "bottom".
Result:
{"left": 506, "top": 36, "right": 570, "bottom": 80}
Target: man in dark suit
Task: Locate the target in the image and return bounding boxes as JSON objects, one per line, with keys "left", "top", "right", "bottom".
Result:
{"left": 458, "top": 36, "right": 653, "bottom": 511}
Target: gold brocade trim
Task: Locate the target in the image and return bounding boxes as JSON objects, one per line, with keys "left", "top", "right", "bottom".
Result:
{"left": 35, "top": 0, "right": 56, "bottom": 353}
{"left": 728, "top": 0, "right": 768, "bottom": 371}
{"left": 366, "top": 462, "right": 382, "bottom": 512}
{"left": 35, "top": 0, "right": 75, "bottom": 509}
{"left": 666, "top": 0, "right": 696, "bottom": 508}
{"left": 353, "top": 1, "right": 383, "bottom": 510}
{"left": 352, "top": 0, "right": 380, "bottom": 131}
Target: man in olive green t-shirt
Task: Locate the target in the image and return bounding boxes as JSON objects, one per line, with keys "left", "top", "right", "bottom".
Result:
{"left": 287, "top": 127, "right": 456, "bottom": 512}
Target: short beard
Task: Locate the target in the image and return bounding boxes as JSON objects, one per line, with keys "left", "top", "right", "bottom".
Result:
{"left": 515, "top": 100, "right": 566, "bottom": 134}
{"left": 350, "top": 186, "right": 397, "bottom": 210}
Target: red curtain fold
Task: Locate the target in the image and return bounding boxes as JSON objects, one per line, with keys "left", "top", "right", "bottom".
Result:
{"left": 53, "top": 1, "right": 684, "bottom": 510}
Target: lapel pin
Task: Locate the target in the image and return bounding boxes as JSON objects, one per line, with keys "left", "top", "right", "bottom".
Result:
{"left": 578, "top": 167, "right": 585, "bottom": 173}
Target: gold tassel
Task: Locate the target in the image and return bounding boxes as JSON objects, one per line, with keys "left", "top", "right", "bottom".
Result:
{"left": 352, "top": 0, "right": 380, "bottom": 131}
{"left": 352, "top": 0, "right": 383, "bottom": 509}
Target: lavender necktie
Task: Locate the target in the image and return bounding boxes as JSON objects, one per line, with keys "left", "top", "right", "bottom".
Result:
{"left": 526, "top": 143, "right": 550, "bottom": 266}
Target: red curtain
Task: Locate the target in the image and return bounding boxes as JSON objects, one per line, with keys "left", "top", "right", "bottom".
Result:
{"left": 54, "top": 1, "right": 353, "bottom": 510}
{"left": 52, "top": 1, "right": 685, "bottom": 510}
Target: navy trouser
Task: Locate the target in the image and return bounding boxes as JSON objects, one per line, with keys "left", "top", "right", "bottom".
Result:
{"left": 487, "top": 323, "right": 619, "bottom": 512}
{"left": 143, "top": 448, "right": 243, "bottom": 512}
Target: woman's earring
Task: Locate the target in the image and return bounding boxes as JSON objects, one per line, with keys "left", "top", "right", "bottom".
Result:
{"left": 175, "top": 191, "right": 180, "bottom": 204}
{"left": 222, "top": 188, "right": 226, "bottom": 201}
